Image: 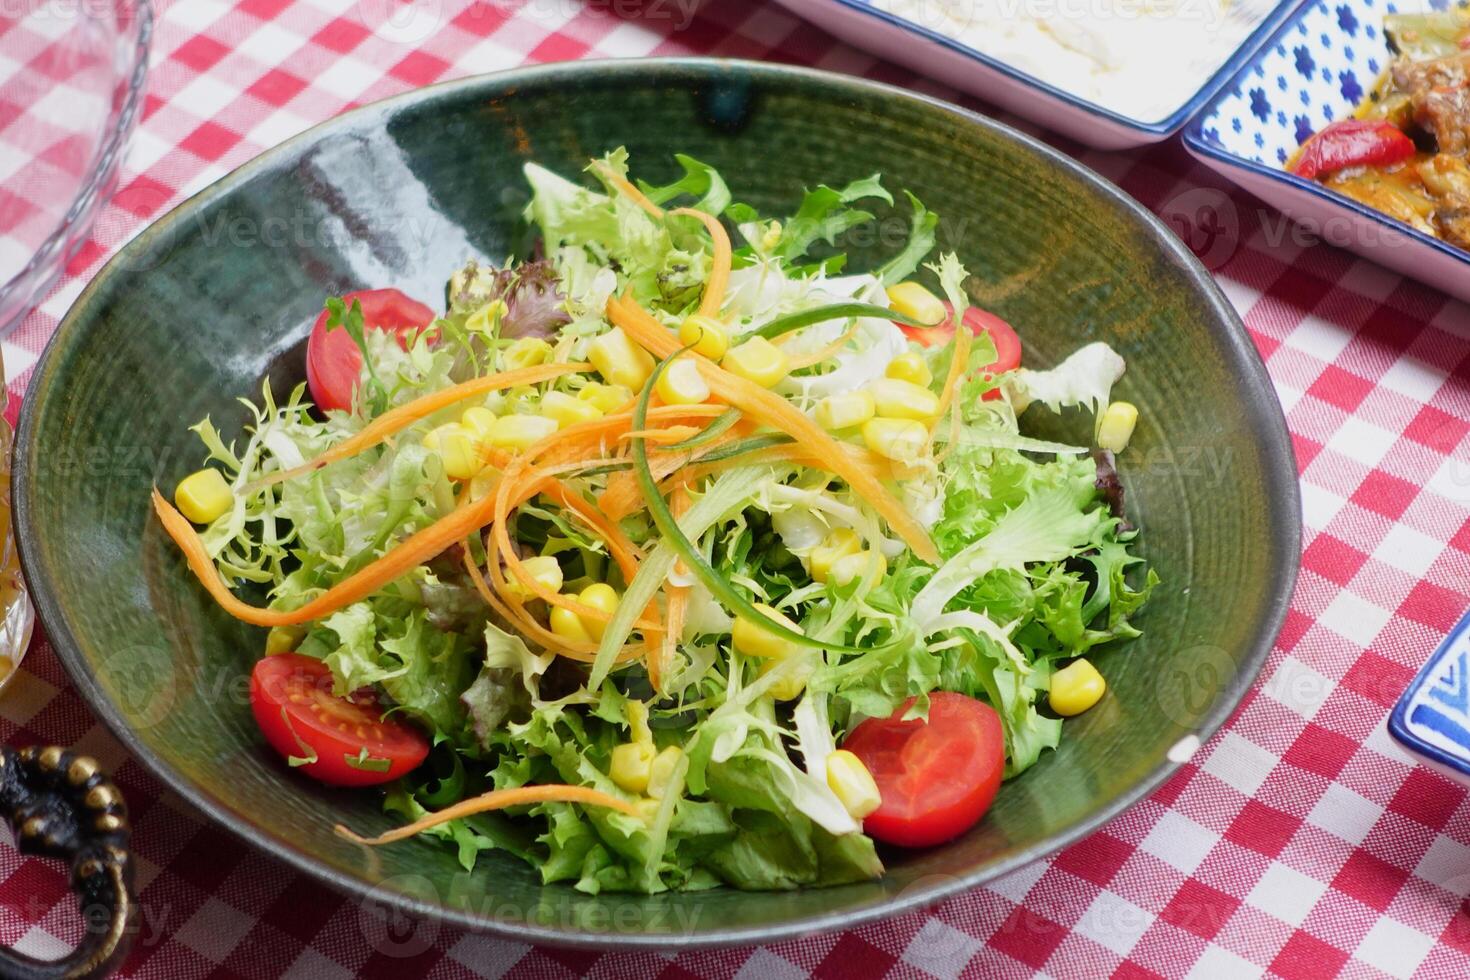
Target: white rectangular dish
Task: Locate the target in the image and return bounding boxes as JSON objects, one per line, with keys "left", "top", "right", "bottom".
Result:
{"left": 772, "top": 0, "right": 1308, "bottom": 147}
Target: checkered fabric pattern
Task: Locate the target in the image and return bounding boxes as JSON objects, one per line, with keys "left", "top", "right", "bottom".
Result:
{"left": 0, "top": 1, "right": 1467, "bottom": 977}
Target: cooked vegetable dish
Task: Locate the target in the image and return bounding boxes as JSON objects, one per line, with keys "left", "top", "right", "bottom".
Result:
{"left": 156, "top": 151, "right": 1155, "bottom": 892}
{"left": 1291, "top": 10, "right": 1470, "bottom": 247}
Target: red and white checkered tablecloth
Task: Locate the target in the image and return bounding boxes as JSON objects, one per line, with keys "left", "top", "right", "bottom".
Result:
{"left": 2, "top": 1, "right": 1469, "bottom": 977}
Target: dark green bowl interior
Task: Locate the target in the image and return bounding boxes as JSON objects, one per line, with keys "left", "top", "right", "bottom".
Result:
{"left": 14, "top": 60, "right": 1298, "bottom": 947}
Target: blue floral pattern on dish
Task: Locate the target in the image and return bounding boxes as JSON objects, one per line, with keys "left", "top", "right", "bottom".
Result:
{"left": 1196, "top": 0, "right": 1459, "bottom": 167}
{"left": 1392, "top": 610, "right": 1470, "bottom": 777}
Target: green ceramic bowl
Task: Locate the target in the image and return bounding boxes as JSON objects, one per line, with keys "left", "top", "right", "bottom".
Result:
{"left": 14, "top": 59, "right": 1298, "bottom": 947}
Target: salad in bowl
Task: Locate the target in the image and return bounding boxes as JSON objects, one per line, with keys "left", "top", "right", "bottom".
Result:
{"left": 154, "top": 150, "right": 1155, "bottom": 894}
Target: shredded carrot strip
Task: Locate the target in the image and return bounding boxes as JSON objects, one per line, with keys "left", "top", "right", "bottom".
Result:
{"left": 934, "top": 315, "right": 973, "bottom": 426}
{"left": 654, "top": 486, "right": 693, "bottom": 693}
{"left": 155, "top": 488, "right": 496, "bottom": 627}
{"left": 670, "top": 207, "right": 731, "bottom": 319}
{"left": 248, "top": 362, "right": 591, "bottom": 491}
{"left": 336, "top": 784, "right": 639, "bottom": 846}
{"left": 593, "top": 161, "right": 664, "bottom": 219}
{"left": 617, "top": 426, "right": 700, "bottom": 445}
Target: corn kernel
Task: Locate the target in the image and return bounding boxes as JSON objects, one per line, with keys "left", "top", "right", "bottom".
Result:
{"left": 610, "top": 741, "right": 656, "bottom": 794}
{"left": 587, "top": 327, "right": 655, "bottom": 390}
{"left": 655, "top": 355, "right": 711, "bottom": 405}
{"left": 459, "top": 406, "right": 498, "bottom": 441}
{"left": 732, "top": 602, "right": 803, "bottom": 659}
{"left": 862, "top": 417, "right": 929, "bottom": 462}
{"left": 507, "top": 555, "right": 563, "bottom": 598}
{"left": 1049, "top": 658, "right": 1106, "bottom": 716}
{"left": 886, "top": 351, "right": 933, "bottom": 387}
{"left": 647, "top": 745, "right": 685, "bottom": 799}
{"left": 759, "top": 220, "right": 783, "bottom": 253}
{"left": 504, "top": 337, "right": 553, "bottom": 371}
{"left": 826, "top": 749, "right": 881, "bottom": 819}
{"left": 265, "top": 625, "right": 305, "bottom": 656}
{"left": 829, "top": 550, "right": 887, "bottom": 588}
{"left": 423, "top": 423, "right": 480, "bottom": 480}
{"left": 540, "top": 391, "right": 603, "bottom": 428}
{"left": 809, "top": 528, "right": 862, "bottom": 583}
{"left": 174, "top": 468, "right": 234, "bottom": 524}
{"left": 577, "top": 583, "right": 620, "bottom": 640}
{"left": 867, "top": 378, "right": 940, "bottom": 421}
{"left": 488, "top": 413, "right": 558, "bottom": 452}
{"left": 549, "top": 605, "right": 593, "bottom": 644}
{"left": 721, "top": 336, "right": 790, "bottom": 388}
{"left": 1097, "top": 401, "right": 1139, "bottom": 454}
{"left": 678, "top": 315, "right": 730, "bottom": 361}
{"left": 886, "top": 282, "right": 947, "bottom": 326}
{"left": 577, "top": 382, "right": 633, "bottom": 414}
{"left": 813, "top": 390, "right": 876, "bottom": 430}
{"left": 760, "top": 655, "right": 814, "bottom": 701}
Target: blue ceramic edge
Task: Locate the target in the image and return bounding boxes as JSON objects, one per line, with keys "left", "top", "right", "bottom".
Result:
{"left": 1180, "top": 0, "right": 1470, "bottom": 268}
{"left": 824, "top": 0, "right": 1311, "bottom": 136}
{"left": 1389, "top": 609, "right": 1470, "bottom": 775}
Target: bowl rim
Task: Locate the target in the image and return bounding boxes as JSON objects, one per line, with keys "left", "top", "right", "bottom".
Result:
{"left": 0, "top": 0, "right": 154, "bottom": 336}
{"left": 14, "top": 56, "right": 1301, "bottom": 949}
{"left": 802, "top": 0, "right": 1311, "bottom": 137}
{"left": 1180, "top": 0, "right": 1470, "bottom": 267}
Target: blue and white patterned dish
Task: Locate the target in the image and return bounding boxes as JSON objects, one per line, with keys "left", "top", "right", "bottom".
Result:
{"left": 1391, "top": 610, "right": 1470, "bottom": 786}
{"left": 772, "top": 0, "right": 1308, "bottom": 148}
{"left": 1184, "top": 0, "right": 1470, "bottom": 302}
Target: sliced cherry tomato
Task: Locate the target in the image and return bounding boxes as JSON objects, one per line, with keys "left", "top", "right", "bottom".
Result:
{"left": 1289, "top": 119, "right": 1416, "bottom": 180}
{"left": 306, "top": 288, "right": 435, "bottom": 413}
{"left": 250, "top": 653, "right": 429, "bottom": 786}
{"left": 897, "top": 304, "right": 1022, "bottom": 401}
{"left": 842, "top": 691, "right": 1005, "bottom": 848}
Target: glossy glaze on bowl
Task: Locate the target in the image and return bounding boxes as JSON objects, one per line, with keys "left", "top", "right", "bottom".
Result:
{"left": 14, "top": 59, "right": 1299, "bottom": 947}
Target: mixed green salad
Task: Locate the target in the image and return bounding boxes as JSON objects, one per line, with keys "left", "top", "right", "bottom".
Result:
{"left": 156, "top": 150, "right": 1155, "bottom": 893}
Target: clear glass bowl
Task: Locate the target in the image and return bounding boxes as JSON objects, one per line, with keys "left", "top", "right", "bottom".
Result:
{"left": 0, "top": 0, "right": 152, "bottom": 335}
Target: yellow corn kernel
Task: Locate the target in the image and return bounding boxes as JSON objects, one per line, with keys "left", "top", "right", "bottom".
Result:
{"left": 678, "top": 315, "right": 730, "bottom": 361}
{"left": 886, "top": 351, "right": 933, "bottom": 387}
{"left": 587, "top": 327, "right": 655, "bottom": 390}
{"left": 814, "top": 390, "right": 876, "bottom": 430}
{"left": 829, "top": 549, "right": 887, "bottom": 588}
{"left": 826, "top": 749, "right": 881, "bottom": 819}
{"left": 549, "top": 605, "right": 593, "bottom": 644}
{"left": 423, "top": 423, "right": 480, "bottom": 480}
{"left": 721, "top": 336, "right": 790, "bottom": 388}
{"left": 575, "top": 582, "right": 620, "bottom": 640}
{"left": 647, "top": 745, "right": 685, "bottom": 799}
{"left": 609, "top": 741, "right": 656, "bottom": 794}
{"left": 760, "top": 655, "right": 814, "bottom": 701}
{"left": 264, "top": 624, "right": 305, "bottom": 656}
{"left": 1050, "top": 658, "right": 1107, "bottom": 716}
{"left": 862, "top": 417, "right": 929, "bottom": 462}
{"left": 886, "top": 282, "right": 947, "bottom": 326}
{"left": 1097, "top": 401, "right": 1139, "bottom": 454}
{"left": 504, "top": 337, "right": 553, "bottom": 371}
{"left": 809, "top": 528, "right": 862, "bottom": 583}
{"left": 540, "top": 391, "right": 603, "bottom": 428}
{"left": 506, "top": 555, "right": 563, "bottom": 598}
{"left": 174, "top": 468, "right": 234, "bottom": 524}
{"left": 867, "top": 378, "right": 940, "bottom": 421}
{"left": 577, "top": 382, "right": 633, "bottom": 414}
{"left": 465, "top": 299, "right": 507, "bottom": 334}
{"left": 732, "top": 602, "right": 803, "bottom": 659}
{"left": 488, "top": 413, "right": 558, "bottom": 452}
{"left": 459, "top": 406, "right": 498, "bottom": 441}
{"left": 760, "top": 220, "right": 783, "bottom": 252}
{"left": 655, "top": 355, "right": 711, "bottom": 405}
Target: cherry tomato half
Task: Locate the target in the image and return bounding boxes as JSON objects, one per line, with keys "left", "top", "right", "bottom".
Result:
{"left": 897, "top": 304, "right": 1022, "bottom": 400}
{"left": 250, "top": 653, "right": 429, "bottom": 786}
{"left": 842, "top": 691, "right": 1005, "bottom": 848}
{"left": 306, "top": 288, "right": 435, "bottom": 413}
